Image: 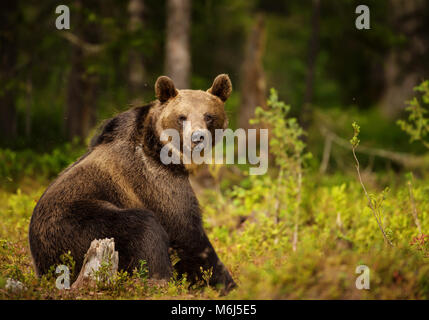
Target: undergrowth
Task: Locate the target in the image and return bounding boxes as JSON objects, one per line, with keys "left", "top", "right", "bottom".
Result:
{"left": 0, "top": 86, "right": 428, "bottom": 300}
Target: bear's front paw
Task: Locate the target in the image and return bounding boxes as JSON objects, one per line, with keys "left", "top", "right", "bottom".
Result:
{"left": 212, "top": 269, "right": 236, "bottom": 295}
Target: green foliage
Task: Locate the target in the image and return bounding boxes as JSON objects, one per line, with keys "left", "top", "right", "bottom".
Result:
{"left": 94, "top": 259, "right": 123, "bottom": 291}
{"left": 244, "top": 89, "right": 310, "bottom": 227}
{"left": 199, "top": 266, "right": 213, "bottom": 287}
{"left": 397, "top": 80, "right": 429, "bottom": 149}
{"left": 59, "top": 251, "right": 76, "bottom": 280}
{"left": 0, "top": 141, "right": 85, "bottom": 189}
{"left": 350, "top": 121, "right": 360, "bottom": 148}
{"left": 251, "top": 88, "right": 310, "bottom": 168}
{"left": 135, "top": 260, "right": 149, "bottom": 280}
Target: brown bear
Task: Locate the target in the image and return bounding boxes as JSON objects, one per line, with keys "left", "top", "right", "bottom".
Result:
{"left": 28, "top": 74, "right": 236, "bottom": 292}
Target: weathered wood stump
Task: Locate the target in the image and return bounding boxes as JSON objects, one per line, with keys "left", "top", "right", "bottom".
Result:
{"left": 71, "top": 238, "right": 119, "bottom": 289}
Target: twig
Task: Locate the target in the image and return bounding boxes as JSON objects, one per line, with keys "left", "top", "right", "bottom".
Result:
{"left": 292, "top": 167, "right": 302, "bottom": 252}
{"left": 352, "top": 146, "right": 393, "bottom": 247}
{"left": 408, "top": 178, "right": 422, "bottom": 235}
{"left": 274, "top": 168, "right": 284, "bottom": 224}
{"left": 319, "top": 134, "right": 332, "bottom": 174}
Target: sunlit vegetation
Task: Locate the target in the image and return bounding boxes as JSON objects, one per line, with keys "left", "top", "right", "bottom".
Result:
{"left": 1, "top": 88, "right": 428, "bottom": 299}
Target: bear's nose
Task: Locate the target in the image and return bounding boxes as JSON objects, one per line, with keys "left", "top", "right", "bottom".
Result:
{"left": 191, "top": 131, "right": 205, "bottom": 145}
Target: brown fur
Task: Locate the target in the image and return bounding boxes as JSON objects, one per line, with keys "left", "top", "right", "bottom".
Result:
{"left": 29, "top": 75, "right": 235, "bottom": 291}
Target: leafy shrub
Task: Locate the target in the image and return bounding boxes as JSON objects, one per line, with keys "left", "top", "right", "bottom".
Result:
{"left": 0, "top": 141, "right": 85, "bottom": 188}
{"left": 397, "top": 80, "right": 429, "bottom": 149}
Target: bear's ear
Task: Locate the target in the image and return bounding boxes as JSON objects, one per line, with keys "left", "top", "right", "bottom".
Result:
{"left": 155, "top": 76, "right": 178, "bottom": 103}
{"left": 207, "top": 74, "right": 232, "bottom": 102}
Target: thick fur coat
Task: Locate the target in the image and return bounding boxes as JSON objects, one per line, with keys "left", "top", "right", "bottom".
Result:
{"left": 29, "top": 74, "right": 236, "bottom": 291}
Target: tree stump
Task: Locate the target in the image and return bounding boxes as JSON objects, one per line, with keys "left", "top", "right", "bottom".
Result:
{"left": 71, "top": 238, "right": 119, "bottom": 289}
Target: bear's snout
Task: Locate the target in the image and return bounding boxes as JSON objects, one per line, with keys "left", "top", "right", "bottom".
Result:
{"left": 191, "top": 130, "right": 205, "bottom": 145}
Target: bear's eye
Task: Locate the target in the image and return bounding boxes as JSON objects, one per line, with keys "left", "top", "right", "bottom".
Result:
{"left": 178, "top": 115, "right": 187, "bottom": 123}
{"left": 204, "top": 114, "right": 215, "bottom": 124}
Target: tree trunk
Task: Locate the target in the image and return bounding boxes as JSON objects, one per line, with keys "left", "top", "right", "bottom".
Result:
{"left": 379, "top": 0, "right": 429, "bottom": 118}
{"left": 66, "top": 48, "right": 95, "bottom": 140}
{"left": 165, "top": 0, "right": 191, "bottom": 89}
{"left": 25, "top": 77, "right": 33, "bottom": 138}
{"left": 65, "top": 0, "right": 99, "bottom": 141}
{"left": 238, "top": 14, "right": 267, "bottom": 131}
{"left": 0, "top": 1, "right": 18, "bottom": 141}
{"left": 128, "top": 0, "right": 145, "bottom": 104}
{"left": 300, "top": 0, "right": 320, "bottom": 130}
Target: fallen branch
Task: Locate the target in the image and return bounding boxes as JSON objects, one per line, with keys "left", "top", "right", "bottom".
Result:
{"left": 58, "top": 31, "right": 104, "bottom": 55}
{"left": 320, "top": 126, "right": 429, "bottom": 169}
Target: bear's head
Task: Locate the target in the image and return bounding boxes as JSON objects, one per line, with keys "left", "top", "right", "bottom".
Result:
{"left": 150, "top": 74, "right": 232, "bottom": 163}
